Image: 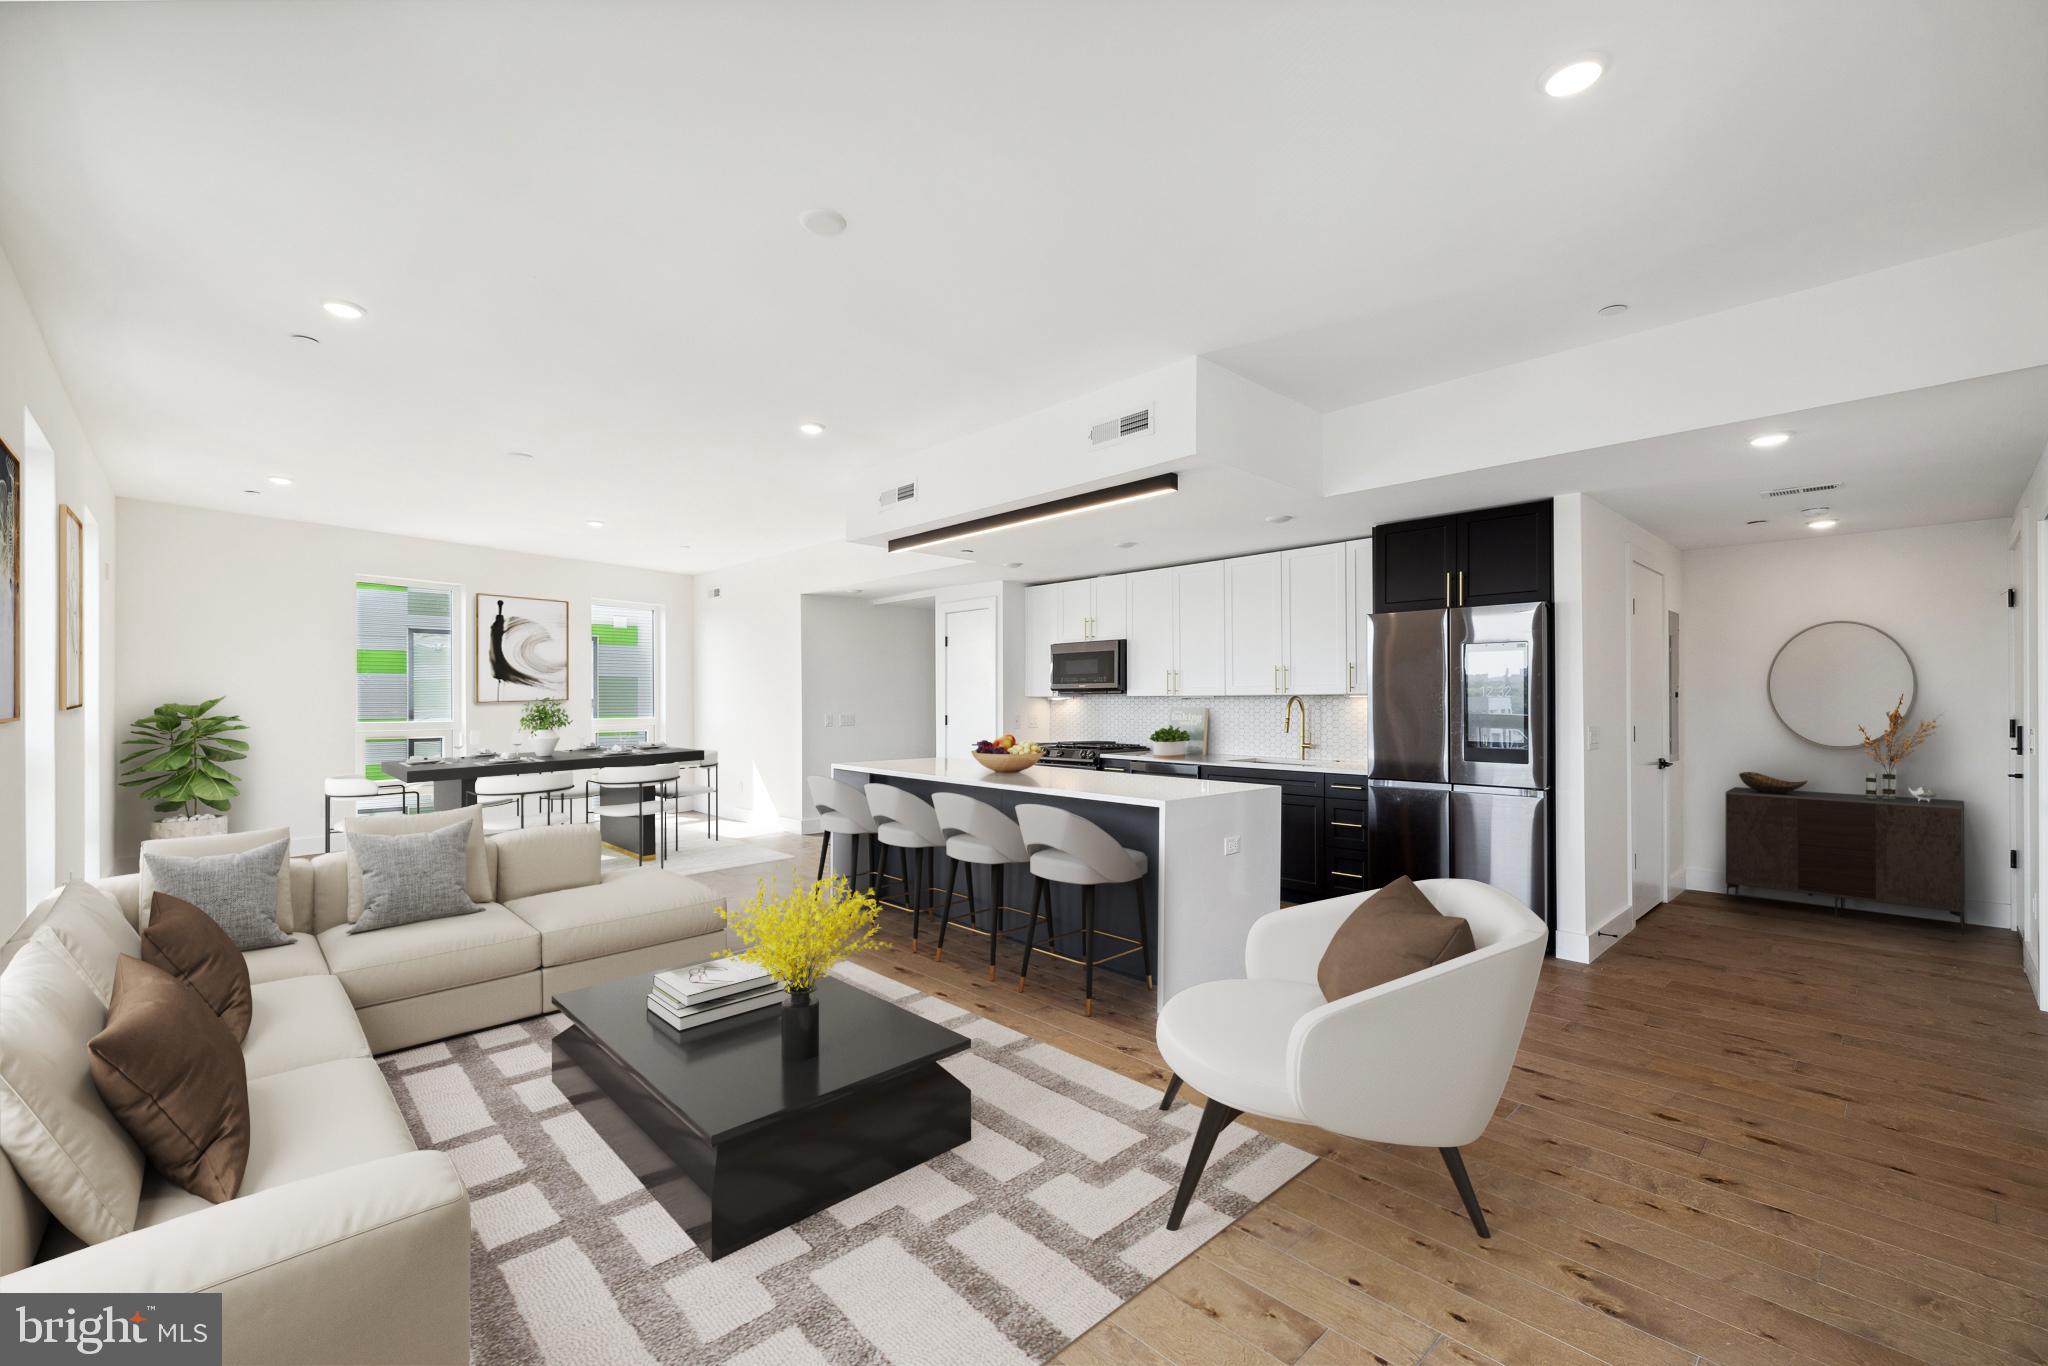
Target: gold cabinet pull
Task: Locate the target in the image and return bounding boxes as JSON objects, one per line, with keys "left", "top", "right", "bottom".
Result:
{"left": 1445, "top": 571, "right": 1451, "bottom": 606}
{"left": 1458, "top": 571, "right": 1465, "bottom": 606}
{"left": 1330, "top": 820, "right": 1364, "bottom": 828}
{"left": 1330, "top": 870, "right": 1363, "bottom": 880}
{"left": 1329, "top": 782, "right": 1363, "bottom": 791}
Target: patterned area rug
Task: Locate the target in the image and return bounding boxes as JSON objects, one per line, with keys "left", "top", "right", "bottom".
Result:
{"left": 377, "top": 961, "right": 1313, "bottom": 1364}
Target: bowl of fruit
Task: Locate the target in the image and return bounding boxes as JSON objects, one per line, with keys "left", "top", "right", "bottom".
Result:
{"left": 971, "top": 735, "right": 1044, "bottom": 773}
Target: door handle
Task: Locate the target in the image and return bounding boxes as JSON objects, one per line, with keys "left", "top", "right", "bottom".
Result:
{"left": 1273, "top": 665, "right": 1279, "bottom": 691}
{"left": 1458, "top": 570, "right": 1465, "bottom": 606}
{"left": 2010, "top": 772, "right": 2025, "bottom": 779}
{"left": 1655, "top": 758, "right": 1673, "bottom": 769}
{"left": 1348, "top": 661, "right": 1355, "bottom": 689}
{"left": 1445, "top": 571, "right": 1451, "bottom": 607}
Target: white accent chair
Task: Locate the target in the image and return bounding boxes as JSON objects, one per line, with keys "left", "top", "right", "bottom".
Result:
{"left": 473, "top": 771, "right": 575, "bottom": 831}
{"left": 931, "top": 792, "right": 1030, "bottom": 979}
{"left": 1015, "top": 804, "right": 1151, "bottom": 1016}
{"left": 1154, "top": 878, "right": 1546, "bottom": 1236}
{"left": 809, "top": 776, "right": 879, "bottom": 891}
{"left": 866, "top": 784, "right": 946, "bottom": 952}
{"left": 323, "top": 775, "right": 419, "bottom": 851}
{"left": 582, "top": 764, "right": 683, "bottom": 866}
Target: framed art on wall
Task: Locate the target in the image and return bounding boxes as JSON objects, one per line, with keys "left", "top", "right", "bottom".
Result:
{"left": 1, "top": 439, "right": 18, "bottom": 725}
{"left": 59, "top": 503, "right": 83, "bottom": 710}
{"left": 477, "top": 593, "right": 570, "bottom": 703}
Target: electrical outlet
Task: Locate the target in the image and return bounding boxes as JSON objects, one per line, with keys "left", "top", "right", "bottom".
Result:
{"left": 1586, "top": 725, "right": 1602, "bottom": 751}
{"left": 1223, "top": 835, "right": 1241, "bottom": 856}
{"left": 840, "top": 712, "right": 855, "bottom": 727}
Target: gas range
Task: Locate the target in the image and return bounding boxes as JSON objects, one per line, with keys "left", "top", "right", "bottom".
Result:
{"left": 1037, "top": 740, "right": 1148, "bottom": 769}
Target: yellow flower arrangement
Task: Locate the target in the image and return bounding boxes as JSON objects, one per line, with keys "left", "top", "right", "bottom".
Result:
{"left": 719, "top": 875, "right": 888, "bottom": 994}
{"left": 1858, "top": 694, "right": 1937, "bottom": 771}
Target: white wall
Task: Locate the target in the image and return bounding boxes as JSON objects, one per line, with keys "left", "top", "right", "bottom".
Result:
{"left": 1554, "top": 493, "right": 1683, "bottom": 963}
{"left": 0, "top": 242, "right": 118, "bottom": 931}
{"left": 1680, "top": 519, "right": 2012, "bottom": 928}
{"left": 114, "top": 499, "right": 692, "bottom": 865}
{"left": 800, "top": 596, "right": 934, "bottom": 823}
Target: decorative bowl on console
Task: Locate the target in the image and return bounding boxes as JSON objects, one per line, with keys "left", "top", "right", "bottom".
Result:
{"left": 1738, "top": 771, "right": 1807, "bottom": 794}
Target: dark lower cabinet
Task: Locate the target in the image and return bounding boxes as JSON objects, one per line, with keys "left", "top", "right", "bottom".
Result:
{"left": 1725, "top": 789, "right": 1963, "bottom": 922}
{"left": 1278, "top": 794, "right": 1324, "bottom": 902}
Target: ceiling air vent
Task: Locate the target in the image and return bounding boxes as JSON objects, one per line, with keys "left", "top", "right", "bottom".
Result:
{"left": 1089, "top": 408, "right": 1151, "bottom": 445}
{"left": 1760, "top": 481, "right": 1841, "bottom": 499}
{"left": 877, "top": 480, "right": 917, "bottom": 509}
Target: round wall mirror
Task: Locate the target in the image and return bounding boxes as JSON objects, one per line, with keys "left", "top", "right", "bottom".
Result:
{"left": 1767, "top": 621, "right": 1915, "bottom": 748}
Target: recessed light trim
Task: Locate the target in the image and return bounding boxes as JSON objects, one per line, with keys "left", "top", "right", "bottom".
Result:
{"left": 1543, "top": 57, "right": 1605, "bottom": 98}
{"left": 585, "top": 519, "right": 606, "bottom": 529}
{"left": 1749, "top": 432, "right": 1792, "bottom": 449}
{"left": 321, "top": 299, "right": 366, "bottom": 321}
{"left": 801, "top": 208, "right": 847, "bottom": 237}
{"left": 266, "top": 475, "right": 293, "bottom": 486}
{"left": 1265, "top": 513, "right": 1294, "bottom": 524}
{"left": 1806, "top": 518, "right": 1838, "bottom": 531}
{"left": 1005, "top": 561, "right": 1024, "bottom": 568}
{"left": 1746, "top": 519, "right": 1767, "bottom": 526}
{"left": 1598, "top": 303, "right": 1630, "bottom": 317}
{"left": 289, "top": 333, "right": 320, "bottom": 344}
{"left": 1115, "top": 541, "right": 1138, "bottom": 550}
{"left": 797, "top": 422, "right": 826, "bottom": 437}
{"left": 887, "top": 473, "right": 1180, "bottom": 554}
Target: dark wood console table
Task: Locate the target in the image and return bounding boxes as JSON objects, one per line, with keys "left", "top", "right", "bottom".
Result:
{"left": 1725, "top": 788, "right": 1964, "bottom": 924}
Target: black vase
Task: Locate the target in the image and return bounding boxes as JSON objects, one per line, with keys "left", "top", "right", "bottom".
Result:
{"left": 781, "top": 989, "right": 819, "bottom": 1060}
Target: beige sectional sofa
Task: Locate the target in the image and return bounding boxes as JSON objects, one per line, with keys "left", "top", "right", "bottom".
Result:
{"left": 0, "top": 819, "right": 729, "bottom": 1365}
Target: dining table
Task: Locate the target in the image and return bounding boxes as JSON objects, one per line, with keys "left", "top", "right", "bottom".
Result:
{"left": 381, "top": 745, "right": 714, "bottom": 861}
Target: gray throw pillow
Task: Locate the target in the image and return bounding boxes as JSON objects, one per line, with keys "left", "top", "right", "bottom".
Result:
{"left": 140, "top": 838, "right": 294, "bottom": 952}
{"left": 347, "top": 821, "right": 484, "bottom": 934}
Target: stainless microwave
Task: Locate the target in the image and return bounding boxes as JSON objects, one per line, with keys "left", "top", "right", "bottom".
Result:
{"left": 1051, "top": 639, "right": 1126, "bottom": 693}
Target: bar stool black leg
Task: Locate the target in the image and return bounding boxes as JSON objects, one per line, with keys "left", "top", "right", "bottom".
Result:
{"left": 935, "top": 856, "right": 961, "bottom": 959}
{"left": 988, "top": 864, "right": 1005, "bottom": 981}
{"left": 1082, "top": 884, "right": 1097, "bottom": 1017}
{"left": 1017, "top": 880, "right": 1047, "bottom": 990}
{"left": 1135, "top": 882, "right": 1154, "bottom": 989}
{"left": 816, "top": 833, "right": 829, "bottom": 883}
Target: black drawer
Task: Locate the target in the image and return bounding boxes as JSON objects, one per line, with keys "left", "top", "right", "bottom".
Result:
{"left": 1327, "top": 799, "right": 1367, "bottom": 848}
{"left": 1324, "top": 847, "right": 1368, "bottom": 891}
{"left": 1322, "top": 774, "right": 1368, "bottom": 798}
{"left": 1200, "top": 765, "right": 1325, "bottom": 798}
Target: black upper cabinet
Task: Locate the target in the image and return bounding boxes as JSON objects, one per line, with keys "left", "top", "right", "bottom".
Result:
{"left": 1373, "top": 499, "right": 1552, "bottom": 611}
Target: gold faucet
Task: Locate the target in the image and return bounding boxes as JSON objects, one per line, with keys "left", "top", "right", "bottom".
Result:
{"left": 1283, "top": 695, "right": 1312, "bottom": 761}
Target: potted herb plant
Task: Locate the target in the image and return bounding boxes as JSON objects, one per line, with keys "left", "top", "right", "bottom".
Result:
{"left": 721, "top": 875, "right": 887, "bottom": 1058}
{"left": 121, "top": 697, "right": 248, "bottom": 839}
{"left": 1150, "top": 725, "right": 1191, "bottom": 758}
{"left": 518, "top": 697, "right": 572, "bottom": 758}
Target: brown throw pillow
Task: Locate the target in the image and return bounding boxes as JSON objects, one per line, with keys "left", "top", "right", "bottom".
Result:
{"left": 88, "top": 956, "right": 251, "bottom": 1204}
{"left": 141, "top": 892, "right": 254, "bottom": 1043}
{"left": 1316, "top": 876, "right": 1477, "bottom": 1000}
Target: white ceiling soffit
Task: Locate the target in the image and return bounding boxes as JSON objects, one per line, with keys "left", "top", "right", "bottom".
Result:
{"left": 0, "top": 1, "right": 2041, "bottom": 574}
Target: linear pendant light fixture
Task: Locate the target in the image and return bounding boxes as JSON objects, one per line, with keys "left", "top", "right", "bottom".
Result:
{"left": 887, "top": 472, "right": 1179, "bottom": 553}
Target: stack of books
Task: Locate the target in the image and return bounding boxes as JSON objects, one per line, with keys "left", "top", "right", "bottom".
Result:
{"left": 647, "top": 958, "right": 779, "bottom": 1032}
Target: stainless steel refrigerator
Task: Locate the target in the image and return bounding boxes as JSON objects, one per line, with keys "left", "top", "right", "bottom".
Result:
{"left": 1366, "top": 602, "right": 1551, "bottom": 932}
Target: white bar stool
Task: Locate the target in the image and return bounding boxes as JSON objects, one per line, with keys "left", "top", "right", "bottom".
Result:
{"left": 324, "top": 776, "right": 419, "bottom": 850}
{"left": 583, "top": 764, "right": 682, "bottom": 866}
{"left": 866, "top": 784, "right": 945, "bottom": 952}
{"left": 474, "top": 771, "right": 576, "bottom": 832}
{"left": 1015, "top": 804, "right": 1153, "bottom": 1016}
{"left": 932, "top": 792, "right": 1032, "bottom": 980}
{"left": 809, "top": 777, "right": 879, "bottom": 891}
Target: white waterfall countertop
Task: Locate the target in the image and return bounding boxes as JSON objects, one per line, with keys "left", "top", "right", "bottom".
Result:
{"left": 832, "top": 757, "right": 1269, "bottom": 808}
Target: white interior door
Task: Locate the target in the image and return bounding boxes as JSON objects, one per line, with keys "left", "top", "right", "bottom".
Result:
{"left": 1628, "top": 560, "right": 1670, "bottom": 917}
{"left": 942, "top": 605, "right": 999, "bottom": 755}
{"left": 2010, "top": 537, "right": 2026, "bottom": 937}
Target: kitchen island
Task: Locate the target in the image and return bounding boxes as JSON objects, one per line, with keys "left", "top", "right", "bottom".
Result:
{"left": 830, "top": 758, "right": 1280, "bottom": 1002}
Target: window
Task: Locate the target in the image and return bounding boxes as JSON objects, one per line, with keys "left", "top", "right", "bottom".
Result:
{"left": 355, "top": 579, "right": 460, "bottom": 794}
{"left": 591, "top": 601, "right": 659, "bottom": 747}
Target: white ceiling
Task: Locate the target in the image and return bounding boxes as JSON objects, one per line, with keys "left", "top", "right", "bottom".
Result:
{"left": 1, "top": 1, "right": 2043, "bottom": 575}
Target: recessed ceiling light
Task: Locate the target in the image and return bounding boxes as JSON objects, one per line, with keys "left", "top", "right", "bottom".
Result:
{"left": 1543, "top": 58, "right": 1605, "bottom": 98}
{"left": 1801, "top": 506, "right": 1830, "bottom": 516}
{"left": 242, "top": 488, "right": 261, "bottom": 495}
{"left": 801, "top": 208, "right": 847, "bottom": 237}
{"left": 1807, "top": 518, "right": 1837, "bottom": 531}
{"left": 797, "top": 422, "right": 825, "bottom": 437}
{"left": 266, "top": 475, "right": 293, "bottom": 486}
{"left": 289, "top": 333, "right": 320, "bottom": 344}
{"left": 1749, "top": 432, "right": 1791, "bottom": 449}
{"left": 1746, "top": 519, "right": 1767, "bottom": 526}
{"left": 958, "top": 548, "right": 976, "bottom": 554}
{"left": 1005, "top": 561, "right": 1024, "bottom": 568}
{"left": 506, "top": 451, "right": 536, "bottom": 461}
{"left": 321, "top": 299, "right": 366, "bottom": 321}
{"left": 1266, "top": 513, "right": 1295, "bottom": 524}
{"left": 1115, "top": 541, "right": 1138, "bottom": 549}
{"left": 1598, "top": 303, "right": 1630, "bottom": 317}
{"left": 585, "top": 519, "right": 605, "bottom": 529}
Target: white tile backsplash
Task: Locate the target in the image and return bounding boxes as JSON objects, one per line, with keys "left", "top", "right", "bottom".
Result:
{"left": 1019, "top": 693, "right": 1371, "bottom": 763}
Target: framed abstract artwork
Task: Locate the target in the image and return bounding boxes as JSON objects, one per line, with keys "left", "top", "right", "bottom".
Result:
{"left": 59, "top": 503, "right": 83, "bottom": 710}
{"left": 1, "top": 439, "right": 18, "bottom": 725}
{"left": 476, "top": 593, "right": 570, "bottom": 703}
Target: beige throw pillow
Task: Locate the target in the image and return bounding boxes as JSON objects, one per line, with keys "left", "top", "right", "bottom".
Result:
{"left": 136, "top": 826, "right": 294, "bottom": 932}
{"left": 343, "top": 805, "right": 491, "bottom": 921}
{"left": 0, "top": 936, "right": 145, "bottom": 1245}
{"left": 24, "top": 882, "right": 139, "bottom": 1007}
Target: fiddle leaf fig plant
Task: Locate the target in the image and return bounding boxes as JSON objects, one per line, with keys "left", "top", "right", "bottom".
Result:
{"left": 120, "top": 697, "right": 249, "bottom": 817}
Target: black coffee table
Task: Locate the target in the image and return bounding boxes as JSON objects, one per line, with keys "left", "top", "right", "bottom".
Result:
{"left": 551, "top": 974, "right": 972, "bottom": 1259}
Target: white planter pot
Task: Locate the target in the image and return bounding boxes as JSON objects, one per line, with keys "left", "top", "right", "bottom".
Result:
{"left": 531, "top": 733, "right": 560, "bottom": 758}
{"left": 1150, "top": 741, "right": 1188, "bottom": 758}
{"left": 149, "top": 813, "right": 229, "bottom": 841}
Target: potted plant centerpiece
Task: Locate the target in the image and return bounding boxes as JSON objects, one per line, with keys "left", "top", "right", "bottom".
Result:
{"left": 721, "top": 875, "right": 887, "bottom": 1058}
{"left": 121, "top": 697, "right": 249, "bottom": 840}
{"left": 1150, "top": 725, "right": 1191, "bottom": 758}
{"left": 518, "top": 697, "right": 571, "bottom": 758}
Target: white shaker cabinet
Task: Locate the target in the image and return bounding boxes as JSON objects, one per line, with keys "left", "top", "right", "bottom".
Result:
{"left": 1346, "top": 538, "right": 1372, "bottom": 695}
{"left": 1282, "top": 543, "right": 1349, "bottom": 695}
{"left": 1174, "top": 562, "right": 1228, "bottom": 695}
{"left": 1056, "top": 580, "right": 1093, "bottom": 643}
{"left": 1024, "top": 584, "right": 1058, "bottom": 698}
{"left": 1091, "top": 574, "right": 1129, "bottom": 641}
{"left": 1225, "top": 552, "right": 1285, "bottom": 694}
{"left": 1126, "top": 568, "right": 1177, "bottom": 696}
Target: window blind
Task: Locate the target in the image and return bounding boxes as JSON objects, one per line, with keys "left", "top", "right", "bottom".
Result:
{"left": 355, "top": 581, "right": 456, "bottom": 723}
{"left": 591, "top": 604, "right": 657, "bottom": 721}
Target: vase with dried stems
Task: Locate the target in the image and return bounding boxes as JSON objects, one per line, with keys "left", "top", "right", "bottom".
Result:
{"left": 1858, "top": 694, "right": 1936, "bottom": 798}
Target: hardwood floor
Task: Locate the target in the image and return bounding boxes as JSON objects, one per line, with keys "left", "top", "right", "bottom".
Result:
{"left": 694, "top": 837, "right": 2048, "bottom": 1366}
